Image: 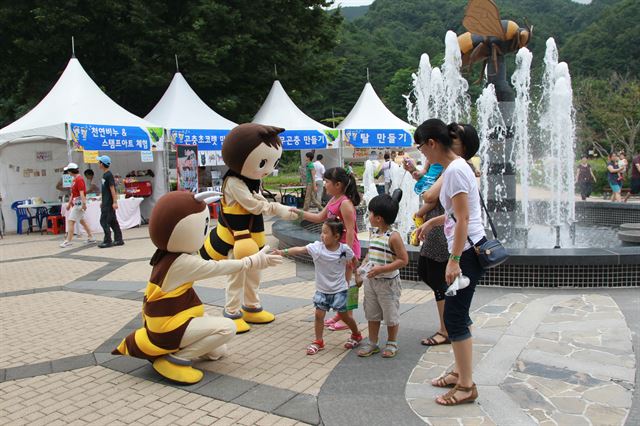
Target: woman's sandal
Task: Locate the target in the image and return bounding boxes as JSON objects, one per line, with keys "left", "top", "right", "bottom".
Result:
{"left": 421, "top": 332, "right": 451, "bottom": 346}
{"left": 357, "top": 342, "right": 380, "bottom": 357}
{"left": 306, "top": 340, "right": 325, "bottom": 355}
{"left": 381, "top": 342, "right": 398, "bottom": 358}
{"left": 435, "top": 383, "right": 478, "bottom": 406}
{"left": 431, "top": 371, "right": 459, "bottom": 388}
{"left": 344, "top": 333, "right": 363, "bottom": 349}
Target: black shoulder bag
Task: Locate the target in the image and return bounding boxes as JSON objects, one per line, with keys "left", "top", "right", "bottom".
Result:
{"left": 452, "top": 191, "right": 509, "bottom": 269}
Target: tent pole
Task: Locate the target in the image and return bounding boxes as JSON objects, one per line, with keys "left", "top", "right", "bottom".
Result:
{"left": 163, "top": 130, "right": 170, "bottom": 193}
{"left": 65, "top": 123, "right": 72, "bottom": 162}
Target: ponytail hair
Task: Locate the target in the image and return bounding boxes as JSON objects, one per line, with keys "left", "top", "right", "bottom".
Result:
{"left": 324, "top": 167, "right": 361, "bottom": 207}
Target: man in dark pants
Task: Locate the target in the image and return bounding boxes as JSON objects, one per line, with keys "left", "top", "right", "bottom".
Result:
{"left": 96, "top": 155, "right": 124, "bottom": 248}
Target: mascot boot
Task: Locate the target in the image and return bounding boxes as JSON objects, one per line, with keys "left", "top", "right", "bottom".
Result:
{"left": 241, "top": 305, "right": 275, "bottom": 324}
{"left": 152, "top": 355, "right": 203, "bottom": 385}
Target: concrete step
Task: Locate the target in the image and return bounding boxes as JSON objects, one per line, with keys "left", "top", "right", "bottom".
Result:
{"left": 620, "top": 222, "right": 640, "bottom": 231}
{"left": 618, "top": 229, "right": 640, "bottom": 244}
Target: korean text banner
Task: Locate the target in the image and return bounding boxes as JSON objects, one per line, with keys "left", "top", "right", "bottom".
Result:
{"left": 343, "top": 129, "right": 413, "bottom": 148}
{"left": 70, "top": 123, "right": 160, "bottom": 151}
{"left": 280, "top": 129, "right": 339, "bottom": 151}
{"left": 170, "top": 128, "right": 230, "bottom": 151}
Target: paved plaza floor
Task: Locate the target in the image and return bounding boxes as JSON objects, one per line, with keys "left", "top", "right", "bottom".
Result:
{"left": 0, "top": 222, "right": 637, "bottom": 425}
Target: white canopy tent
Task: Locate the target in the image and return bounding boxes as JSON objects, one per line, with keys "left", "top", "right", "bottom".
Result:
{"left": 338, "top": 82, "right": 414, "bottom": 157}
{"left": 146, "top": 71, "right": 237, "bottom": 162}
{"left": 146, "top": 71, "right": 238, "bottom": 193}
{"left": 253, "top": 80, "right": 340, "bottom": 171}
{"left": 0, "top": 57, "right": 165, "bottom": 231}
{"left": 339, "top": 82, "right": 417, "bottom": 238}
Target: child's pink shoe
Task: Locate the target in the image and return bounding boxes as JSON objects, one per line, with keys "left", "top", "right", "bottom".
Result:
{"left": 324, "top": 314, "right": 340, "bottom": 327}
{"left": 328, "top": 320, "right": 349, "bottom": 331}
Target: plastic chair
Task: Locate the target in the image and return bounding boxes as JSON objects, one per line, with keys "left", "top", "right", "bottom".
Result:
{"left": 46, "top": 215, "right": 65, "bottom": 235}
{"left": 35, "top": 207, "right": 49, "bottom": 232}
{"left": 11, "top": 200, "right": 37, "bottom": 234}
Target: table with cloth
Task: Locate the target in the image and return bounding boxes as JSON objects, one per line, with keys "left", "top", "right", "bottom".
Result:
{"left": 61, "top": 197, "right": 143, "bottom": 235}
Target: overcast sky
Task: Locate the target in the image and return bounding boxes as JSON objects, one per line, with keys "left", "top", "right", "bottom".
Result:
{"left": 330, "top": 0, "right": 374, "bottom": 8}
{"left": 330, "top": 0, "right": 591, "bottom": 8}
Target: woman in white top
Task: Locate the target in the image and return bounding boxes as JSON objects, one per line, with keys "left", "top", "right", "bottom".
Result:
{"left": 415, "top": 119, "right": 486, "bottom": 406}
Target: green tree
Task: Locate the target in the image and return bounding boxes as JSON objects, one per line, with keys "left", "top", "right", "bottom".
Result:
{"left": 575, "top": 74, "right": 640, "bottom": 156}
{"left": 0, "top": 0, "right": 342, "bottom": 126}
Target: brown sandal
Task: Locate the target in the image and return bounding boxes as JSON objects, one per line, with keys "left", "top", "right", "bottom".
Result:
{"left": 436, "top": 383, "right": 478, "bottom": 406}
{"left": 431, "top": 371, "right": 458, "bottom": 388}
{"left": 421, "top": 332, "right": 451, "bottom": 346}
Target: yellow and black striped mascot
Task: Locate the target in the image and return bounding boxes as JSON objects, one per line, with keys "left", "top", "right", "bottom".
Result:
{"left": 112, "top": 190, "right": 282, "bottom": 384}
{"left": 200, "top": 123, "right": 298, "bottom": 333}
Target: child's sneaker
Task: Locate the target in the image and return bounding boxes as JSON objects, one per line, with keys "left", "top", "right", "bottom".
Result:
{"left": 344, "top": 333, "right": 363, "bottom": 349}
{"left": 306, "top": 339, "right": 324, "bottom": 355}
{"left": 59, "top": 241, "right": 72, "bottom": 248}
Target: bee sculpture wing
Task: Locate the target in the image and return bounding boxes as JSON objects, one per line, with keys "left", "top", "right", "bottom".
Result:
{"left": 462, "top": 0, "right": 506, "bottom": 40}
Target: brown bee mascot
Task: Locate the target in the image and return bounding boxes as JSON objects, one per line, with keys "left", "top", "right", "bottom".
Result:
{"left": 201, "top": 124, "right": 298, "bottom": 333}
{"left": 112, "top": 190, "right": 282, "bottom": 384}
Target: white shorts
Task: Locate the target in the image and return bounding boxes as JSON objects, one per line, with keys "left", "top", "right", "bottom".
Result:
{"left": 68, "top": 205, "right": 85, "bottom": 222}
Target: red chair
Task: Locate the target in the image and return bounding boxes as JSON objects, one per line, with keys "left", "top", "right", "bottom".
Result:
{"left": 47, "top": 215, "right": 66, "bottom": 235}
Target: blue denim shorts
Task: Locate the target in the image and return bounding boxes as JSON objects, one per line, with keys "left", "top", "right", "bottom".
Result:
{"left": 313, "top": 290, "right": 348, "bottom": 312}
{"left": 609, "top": 182, "right": 622, "bottom": 193}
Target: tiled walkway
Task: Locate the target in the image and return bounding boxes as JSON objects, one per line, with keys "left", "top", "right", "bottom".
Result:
{"left": 0, "top": 224, "right": 637, "bottom": 425}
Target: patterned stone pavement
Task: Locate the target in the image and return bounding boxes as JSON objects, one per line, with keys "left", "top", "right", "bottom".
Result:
{"left": 0, "top": 222, "right": 638, "bottom": 425}
{"left": 407, "top": 293, "right": 636, "bottom": 426}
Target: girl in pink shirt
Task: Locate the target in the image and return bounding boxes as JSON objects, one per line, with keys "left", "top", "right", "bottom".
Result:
{"left": 294, "top": 167, "right": 361, "bottom": 330}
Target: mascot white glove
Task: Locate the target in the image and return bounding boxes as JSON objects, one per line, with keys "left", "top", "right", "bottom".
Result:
{"left": 243, "top": 245, "right": 283, "bottom": 269}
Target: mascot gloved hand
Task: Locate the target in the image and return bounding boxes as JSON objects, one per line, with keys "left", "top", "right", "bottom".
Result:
{"left": 200, "top": 123, "right": 298, "bottom": 333}
{"left": 111, "top": 190, "right": 283, "bottom": 385}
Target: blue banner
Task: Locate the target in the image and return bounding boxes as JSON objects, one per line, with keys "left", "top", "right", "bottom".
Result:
{"left": 280, "top": 130, "right": 336, "bottom": 151}
{"left": 343, "top": 129, "right": 413, "bottom": 148}
{"left": 70, "top": 123, "right": 157, "bottom": 151}
{"left": 170, "top": 128, "right": 230, "bottom": 151}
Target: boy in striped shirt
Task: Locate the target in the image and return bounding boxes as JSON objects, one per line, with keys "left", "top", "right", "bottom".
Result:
{"left": 356, "top": 190, "right": 409, "bottom": 358}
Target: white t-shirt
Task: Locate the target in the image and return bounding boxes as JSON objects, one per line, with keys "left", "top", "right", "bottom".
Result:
{"left": 306, "top": 241, "right": 354, "bottom": 294}
{"left": 440, "top": 158, "right": 485, "bottom": 252}
{"left": 381, "top": 161, "right": 392, "bottom": 182}
{"left": 313, "top": 161, "right": 325, "bottom": 182}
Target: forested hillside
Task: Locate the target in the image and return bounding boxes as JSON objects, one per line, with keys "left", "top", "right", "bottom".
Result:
{"left": 0, "top": 0, "right": 636, "bottom": 155}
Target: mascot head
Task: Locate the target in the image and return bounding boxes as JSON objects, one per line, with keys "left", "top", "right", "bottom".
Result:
{"left": 222, "top": 123, "right": 285, "bottom": 180}
{"left": 149, "top": 191, "right": 219, "bottom": 254}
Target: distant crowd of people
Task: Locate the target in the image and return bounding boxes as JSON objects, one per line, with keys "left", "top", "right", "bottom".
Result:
{"left": 577, "top": 151, "right": 640, "bottom": 202}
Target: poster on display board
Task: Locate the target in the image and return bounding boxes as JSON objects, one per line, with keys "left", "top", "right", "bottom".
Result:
{"left": 70, "top": 123, "right": 163, "bottom": 151}
{"left": 198, "top": 150, "right": 224, "bottom": 167}
{"left": 176, "top": 144, "right": 198, "bottom": 193}
{"left": 342, "top": 128, "right": 413, "bottom": 148}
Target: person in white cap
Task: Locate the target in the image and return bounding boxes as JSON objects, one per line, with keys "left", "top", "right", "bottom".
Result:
{"left": 60, "top": 163, "right": 95, "bottom": 247}
{"left": 97, "top": 155, "right": 123, "bottom": 248}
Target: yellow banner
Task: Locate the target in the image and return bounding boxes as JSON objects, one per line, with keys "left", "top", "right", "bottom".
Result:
{"left": 83, "top": 150, "right": 99, "bottom": 163}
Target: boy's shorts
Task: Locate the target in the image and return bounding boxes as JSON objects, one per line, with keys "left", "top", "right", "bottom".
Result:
{"left": 313, "top": 290, "right": 348, "bottom": 312}
{"left": 363, "top": 275, "right": 402, "bottom": 326}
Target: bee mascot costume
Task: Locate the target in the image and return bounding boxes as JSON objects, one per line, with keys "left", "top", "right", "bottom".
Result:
{"left": 200, "top": 123, "right": 298, "bottom": 333}
{"left": 112, "top": 190, "right": 282, "bottom": 384}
